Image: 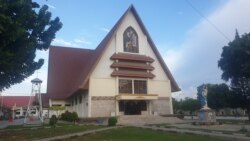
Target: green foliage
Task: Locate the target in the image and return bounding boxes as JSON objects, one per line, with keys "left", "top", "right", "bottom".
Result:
{"left": 49, "top": 115, "right": 57, "bottom": 127}
{"left": 71, "top": 112, "right": 78, "bottom": 122}
{"left": 218, "top": 30, "right": 250, "bottom": 83}
{"left": 0, "top": 0, "right": 62, "bottom": 91}
{"left": 172, "top": 98, "right": 181, "bottom": 114}
{"left": 173, "top": 98, "right": 200, "bottom": 115}
{"left": 218, "top": 31, "right": 250, "bottom": 120}
{"left": 206, "top": 83, "right": 231, "bottom": 110}
{"left": 108, "top": 117, "right": 117, "bottom": 126}
{"left": 61, "top": 111, "right": 78, "bottom": 122}
{"left": 49, "top": 106, "right": 65, "bottom": 117}
{"left": 181, "top": 98, "right": 200, "bottom": 115}
{"left": 239, "top": 126, "right": 248, "bottom": 132}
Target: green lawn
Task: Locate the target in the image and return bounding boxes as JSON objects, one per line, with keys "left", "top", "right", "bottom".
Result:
{"left": 64, "top": 127, "right": 229, "bottom": 141}
{"left": 0, "top": 124, "right": 103, "bottom": 141}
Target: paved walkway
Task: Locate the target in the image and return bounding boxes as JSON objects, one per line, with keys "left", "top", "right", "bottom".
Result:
{"left": 0, "top": 118, "right": 24, "bottom": 129}
{"left": 34, "top": 126, "right": 122, "bottom": 141}
{"left": 171, "top": 123, "right": 250, "bottom": 132}
{"left": 118, "top": 115, "right": 186, "bottom": 125}
{"left": 133, "top": 125, "right": 250, "bottom": 141}
{"left": 0, "top": 118, "right": 47, "bottom": 129}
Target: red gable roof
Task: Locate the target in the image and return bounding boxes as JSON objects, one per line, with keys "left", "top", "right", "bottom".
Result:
{"left": 0, "top": 96, "right": 35, "bottom": 109}
{"left": 47, "top": 46, "right": 94, "bottom": 99}
{"left": 47, "top": 5, "right": 180, "bottom": 100}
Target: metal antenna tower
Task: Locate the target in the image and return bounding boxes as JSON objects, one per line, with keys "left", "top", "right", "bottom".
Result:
{"left": 24, "top": 77, "right": 43, "bottom": 124}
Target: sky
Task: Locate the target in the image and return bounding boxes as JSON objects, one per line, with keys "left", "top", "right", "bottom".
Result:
{"left": 2, "top": 0, "right": 250, "bottom": 100}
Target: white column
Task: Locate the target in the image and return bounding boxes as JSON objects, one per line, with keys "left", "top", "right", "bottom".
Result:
{"left": 148, "top": 101, "right": 152, "bottom": 115}
{"left": 88, "top": 79, "right": 92, "bottom": 117}
{"left": 116, "top": 100, "right": 119, "bottom": 116}
{"left": 169, "top": 95, "right": 173, "bottom": 114}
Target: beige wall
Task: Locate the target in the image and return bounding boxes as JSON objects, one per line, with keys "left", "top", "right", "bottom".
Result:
{"left": 89, "top": 78, "right": 116, "bottom": 96}
{"left": 151, "top": 99, "right": 171, "bottom": 115}
{"left": 148, "top": 80, "right": 171, "bottom": 97}
{"left": 147, "top": 45, "right": 169, "bottom": 81}
{"left": 91, "top": 99, "right": 116, "bottom": 117}
{"left": 91, "top": 37, "right": 115, "bottom": 78}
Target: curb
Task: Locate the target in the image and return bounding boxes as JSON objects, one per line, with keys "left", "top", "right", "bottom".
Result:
{"left": 134, "top": 125, "right": 250, "bottom": 141}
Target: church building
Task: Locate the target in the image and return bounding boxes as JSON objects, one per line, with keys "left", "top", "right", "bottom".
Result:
{"left": 47, "top": 5, "right": 180, "bottom": 118}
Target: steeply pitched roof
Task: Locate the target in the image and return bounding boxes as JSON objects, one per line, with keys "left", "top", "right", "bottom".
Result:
{"left": 47, "top": 46, "right": 94, "bottom": 99}
{"left": 41, "top": 93, "right": 50, "bottom": 108}
{"left": 48, "top": 5, "right": 180, "bottom": 100}
{"left": 0, "top": 96, "right": 35, "bottom": 109}
{"left": 77, "top": 5, "right": 180, "bottom": 92}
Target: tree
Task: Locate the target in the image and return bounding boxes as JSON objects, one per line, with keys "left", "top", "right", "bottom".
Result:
{"left": 218, "top": 30, "right": 250, "bottom": 120}
{"left": 206, "top": 83, "right": 231, "bottom": 111}
{"left": 172, "top": 98, "right": 181, "bottom": 114}
{"left": 0, "top": 0, "right": 62, "bottom": 91}
{"left": 172, "top": 97, "right": 200, "bottom": 117}
{"left": 181, "top": 97, "right": 200, "bottom": 116}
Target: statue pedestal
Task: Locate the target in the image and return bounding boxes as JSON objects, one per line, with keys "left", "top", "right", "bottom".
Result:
{"left": 198, "top": 108, "right": 216, "bottom": 124}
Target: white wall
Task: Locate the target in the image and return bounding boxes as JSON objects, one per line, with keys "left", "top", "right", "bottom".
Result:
{"left": 71, "top": 94, "right": 88, "bottom": 118}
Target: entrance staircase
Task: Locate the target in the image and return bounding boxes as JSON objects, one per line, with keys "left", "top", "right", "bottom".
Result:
{"left": 118, "top": 115, "right": 184, "bottom": 125}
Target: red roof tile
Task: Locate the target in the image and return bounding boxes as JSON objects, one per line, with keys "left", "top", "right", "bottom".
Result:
{"left": 110, "top": 53, "right": 155, "bottom": 62}
{"left": 47, "top": 46, "right": 94, "bottom": 99}
{"left": 111, "top": 70, "right": 155, "bottom": 78}
{"left": 0, "top": 96, "right": 35, "bottom": 109}
{"left": 111, "top": 62, "right": 154, "bottom": 70}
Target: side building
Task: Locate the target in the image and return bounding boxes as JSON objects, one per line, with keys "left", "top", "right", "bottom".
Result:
{"left": 47, "top": 5, "right": 180, "bottom": 118}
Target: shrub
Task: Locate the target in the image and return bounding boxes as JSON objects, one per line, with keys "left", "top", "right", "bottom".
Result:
{"left": 61, "top": 111, "right": 78, "bottom": 122}
{"left": 108, "top": 117, "right": 117, "bottom": 126}
{"left": 239, "top": 126, "right": 248, "bottom": 132}
{"left": 61, "top": 111, "right": 71, "bottom": 121}
{"left": 49, "top": 115, "right": 57, "bottom": 127}
{"left": 71, "top": 112, "right": 78, "bottom": 122}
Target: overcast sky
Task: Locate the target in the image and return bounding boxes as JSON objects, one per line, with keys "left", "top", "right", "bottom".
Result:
{"left": 2, "top": 0, "right": 250, "bottom": 100}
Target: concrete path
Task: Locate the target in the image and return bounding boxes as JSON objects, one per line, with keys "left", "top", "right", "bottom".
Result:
{"left": 0, "top": 118, "right": 24, "bottom": 129}
{"left": 0, "top": 118, "right": 47, "bottom": 129}
{"left": 134, "top": 125, "right": 250, "bottom": 141}
{"left": 171, "top": 123, "right": 250, "bottom": 132}
{"left": 34, "top": 126, "right": 122, "bottom": 141}
{"left": 118, "top": 115, "right": 185, "bottom": 125}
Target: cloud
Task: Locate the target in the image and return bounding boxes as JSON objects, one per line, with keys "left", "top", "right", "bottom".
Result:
{"left": 74, "top": 38, "right": 92, "bottom": 45}
{"left": 47, "top": 4, "right": 56, "bottom": 9}
{"left": 168, "top": 0, "right": 250, "bottom": 99}
{"left": 100, "top": 27, "right": 110, "bottom": 33}
{"left": 52, "top": 38, "right": 80, "bottom": 47}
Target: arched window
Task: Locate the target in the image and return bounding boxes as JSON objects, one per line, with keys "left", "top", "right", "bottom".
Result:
{"left": 123, "top": 26, "right": 138, "bottom": 53}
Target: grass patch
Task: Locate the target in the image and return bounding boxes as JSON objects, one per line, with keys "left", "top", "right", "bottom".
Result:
{"left": 63, "top": 127, "right": 229, "bottom": 141}
{"left": 0, "top": 124, "right": 103, "bottom": 141}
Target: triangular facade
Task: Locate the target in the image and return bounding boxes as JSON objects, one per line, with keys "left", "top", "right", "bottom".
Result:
{"left": 47, "top": 5, "right": 180, "bottom": 118}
